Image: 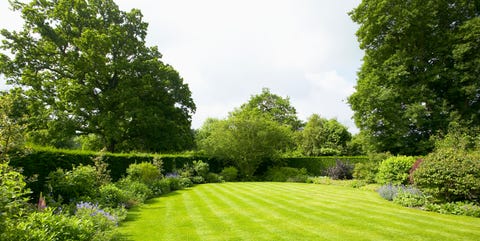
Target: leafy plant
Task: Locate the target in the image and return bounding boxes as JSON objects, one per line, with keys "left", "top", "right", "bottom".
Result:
{"left": 393, "top": 187, "right": 427, "bottom": 207}
{"left": 353, "top": 162, "right": 378, "bottom": 183}
{"left": 98, "top": 183, "right": 130, "bottom": 208}
{"left": 115, "top": 178, "right": 152, "bottom": 204}
{"left": 325, "top": 160, "right": 353, "bottom": 180}
{"left": 0, "top": 162, "right": 31, "bottom": 235}
{"left": 46, "top": 165, "right": 100, "bottom": 204}
{"left": 424, "top": 202, "right": 480, "bottom": 217}
{"left": 126, "top": 162, "right": 162, "bottom": 187}
{"left": 413, "top": 129, "right": 480, "bottom": 203}
{"left": 375, "top": 156, "right": 415, "bottom": 185}
{"left": 220, "top": 166, "right": 239, "bottom": 182}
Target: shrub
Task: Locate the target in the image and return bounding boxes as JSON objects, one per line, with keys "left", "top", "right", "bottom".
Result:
{"left": 375, "top": 156, "right": 415, "bottom": 185}
{"left": 115, "top": 178, "right": 152, "bottom": 204}
{"left": 220, "top": 166, "right": 238, "bottom": 182}
{"left": 206, "top": 172, "right": 224, "bottom": 183}
{"left": 3, "top": 207, "right": 121, "bottom": 241}
{"left": 424, "top": 202, "right": 480, "bottom": 217}
{"left": 325, "top": 160, "right": 353, "bottom": 180}
{"left": 377, "top": 184, "right": 401, "bottom": 201}
{"left": 126, "top": 162, "right": 162, "bottom": 187}
{"left": 192, "top": 176, "right": 205, "bottom": 184}
{"left": 353, "top": 162, "right": 378, "bottom": 183}
{"left": 150, "top": 179, "right": 171, "bottom": 195}
{"left": 0, "top": 162, "right": 31, "bottom": 235}
{"left": 413, "top": 129, "right": 480, "bottom": 203}
{"left": 165, "top": 176, "right": 184, "bottom": 191}
{"left": 193, "top": 160, "right": 209, "bottom": 178}
{"left": 98, "top": 183, "right": 130, "bottom": 208}
{"left": 179, "top": 177, "right": 193, "bottom": 188}
{"left": 46, "top": 165, "right": 99, "bottom": 204}
{"left": 393, "top": 187, "right": 427, "bottom": 207}
{"left": 264, "top": 167, "right": 308, "bottom": 182}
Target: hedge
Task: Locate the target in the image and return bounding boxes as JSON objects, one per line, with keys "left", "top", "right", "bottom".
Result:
{"left": 9, "top": 147, "right": 219, "bottom": 196}
{"left": 10, "top": 147, "right": 368, "bottom": 196}
{"left": 284, "top": 156, "right": 370, "bottom": 176}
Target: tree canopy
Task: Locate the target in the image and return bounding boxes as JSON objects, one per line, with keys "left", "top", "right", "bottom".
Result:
{"left": 240, "top": 88, "right": 303, "bottom": 130}
{"left": 0, "top": 0, "right": 195, "bottom": 152}
{"left": 197, "top": 108, "right": 294, "bottom": 179}
{"left": 297, "top": 114, "right": 351, "bottom": 156}
{"left": 349, "top": 0, "right": 480, "bottom": 155}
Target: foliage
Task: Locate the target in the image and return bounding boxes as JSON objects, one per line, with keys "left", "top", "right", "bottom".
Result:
{"left": 3, "top": 207, "right": 122, "bottom": 241}
{"left": 206, "top": 173, "right": 224, "bottom": 183}
{"left": 220, "top": 166, "right": 239, "bottom": 182}
{"left": 425, "top": 202, "right": 480, "bottom": 218}
{"left": 192, "top": 160, "right": 209, "bottom": 178}
{"left": 297, "top": 114, "right": 352, "bottom": 156}
{"left": 348, "top": 0, "right": 480, "bottom": 155}
{"left": 115, "top": 178, "right": 152, "bottom": 204}
{"left": 393, "top": 187, "right": 427, "bottom": 208}
{"left": 98, "top": 183, "right": 131, "bottom": 208}
{"left": 0, "top": 162, "right": 31, "bottom": 235}
{"left": 377, "top": 184, "right": 402, "bottom": 201}
{"left": 353, "top": 162, "right": 378, "bottom": 183}
{"left": 375, "top": 156, "right": 415, "bottom": 185}
{"left": 126, "top": 162, "right": 162, "bottom": 187}
{"left": 150, "top": 178, "right": 171, "bottom": 196}
{"left": 0, "top": 91, "right": 26, "bottom": 159}
{"left": 413, "top": 129, "right": 480, "bottom": 203}
{"left": 197, "top": 108, "right": 294, "bottom": 179}
{"left": 46, "top": 165, "right": 101, "bottom": 204}
{"left": 0, "top": 0, "right": 195, "bottom": 152}
{"left": 284, "top": 156, "right": 369, "bottom": 176}
{"left": 9, "top": 147, "right": 206, "bottom": 196}
{"left": 239, "top": 88, "right": 303, "bottom": 130}
{"left": 325, "top": 160, "right": 354, "bottom": 180}
{"left": 264, "top": 167, "right": 308, "bottom": 182}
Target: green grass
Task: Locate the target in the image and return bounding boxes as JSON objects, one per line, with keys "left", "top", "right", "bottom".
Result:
{"left": 119, "top": 182, "right": 480, "bottom": 241}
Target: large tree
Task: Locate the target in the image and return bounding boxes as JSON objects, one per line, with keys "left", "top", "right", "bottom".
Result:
{"left": 0, "top": 0, "right": 195, "bottom": 152}
{"left": 349, "top": 0, "right": 480, "bottom": 155}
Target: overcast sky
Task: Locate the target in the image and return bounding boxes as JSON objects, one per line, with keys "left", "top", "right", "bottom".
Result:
{"left": 0, "top": 0, "right": 363, "bottom": 133}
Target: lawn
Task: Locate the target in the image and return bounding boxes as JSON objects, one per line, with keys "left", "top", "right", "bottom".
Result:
{"left": 119, "top": 182, "right": 480, "bottom": 241}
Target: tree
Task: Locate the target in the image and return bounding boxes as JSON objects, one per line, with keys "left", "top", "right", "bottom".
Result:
{"left": 348, "top": 0, "right": 480, "bottom": 155}
{"left": 197, "top": 108, "right": 294, "bottom": 179}
{"left": 0, "top": 91, "right": 26, "bottom": 159}
{"left": 0, "top": 0, "right": 195, "bottom": 152}
{"left": 240, "top": 88, "right": 303, "bottom": 130}
{"left": 297, "top": 114, "right": 351, "bottom": 156}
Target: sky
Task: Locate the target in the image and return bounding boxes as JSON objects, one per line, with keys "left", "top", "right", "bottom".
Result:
{"left": 0, "top": 0, "right": 363, "bottom": 133}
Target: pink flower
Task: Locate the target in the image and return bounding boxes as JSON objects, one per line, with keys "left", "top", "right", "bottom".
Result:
{"left": 38, "top": 192, "right": 46, "bottom": 211}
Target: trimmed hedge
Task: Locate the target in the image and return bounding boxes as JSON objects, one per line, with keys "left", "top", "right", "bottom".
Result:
{"left": 10, "top": 147, "right": 368, "bottom": 196}
{"left": 10, "top": 147, "right": 218, "bottom": 196}
{"left": 285, "top": 156, "right": 369, "bottom": 176}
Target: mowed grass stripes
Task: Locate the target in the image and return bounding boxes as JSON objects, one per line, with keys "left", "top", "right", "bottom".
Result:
{"left": 119, "top": 183, "right": 480, "bottom": 241}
